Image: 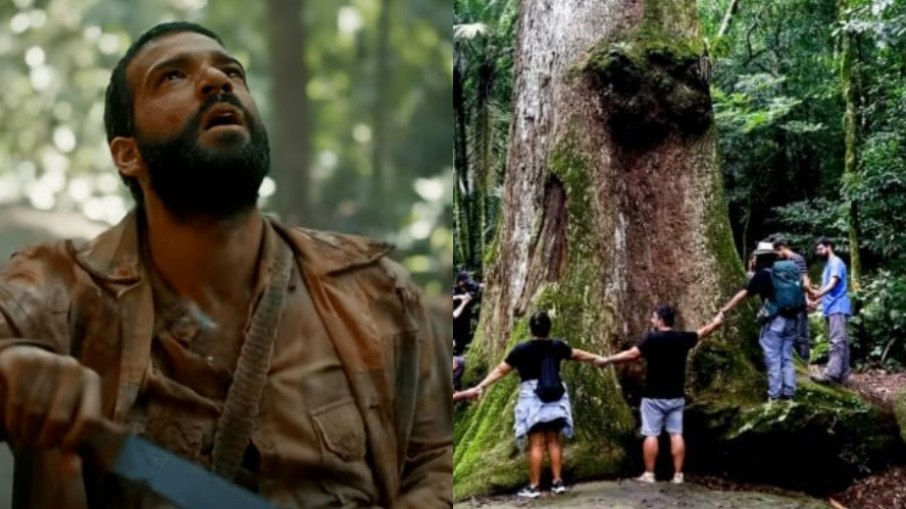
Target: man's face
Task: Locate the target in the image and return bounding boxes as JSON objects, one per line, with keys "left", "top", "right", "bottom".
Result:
{"left": 124, "top": 31, "right": 269, "bottom": 219}
{"left": 650, "top": 312, "right": 662, "bottom": 329}
{"left": 816, "top": 244, "right": 830, "bottom": 259}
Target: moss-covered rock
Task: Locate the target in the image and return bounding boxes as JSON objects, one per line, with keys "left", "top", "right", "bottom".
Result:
{"left": 895, "top": 388, "right": 906, "bottom": 445}
{"left": 685, "top": 377, "right": 905, "bottom": 494}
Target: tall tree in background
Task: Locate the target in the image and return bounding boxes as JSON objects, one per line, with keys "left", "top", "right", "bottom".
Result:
{"left": 839, "top": 0, "right": 862, "bottom": 289}
{"left": 453, "top": 29, "right": 472, "bottom": 266}
{"left": 267, "top": 0, "right": 310, "bottom": 226}
{"left": 371, "top": 0, "right": 393, "bottom": 228}
{"left": 455, "top": 0, "right": 756, "bottom": 497}
{"left": 453, "top": 0, "right": 517, "bottom": 272}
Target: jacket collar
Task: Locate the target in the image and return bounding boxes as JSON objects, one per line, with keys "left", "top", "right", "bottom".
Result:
{"left": 268, "top": 221, "right": 393, "bottom": 276}
{"left": 72, "top": 211, "right": 144, "bottom": 292}
{"left": 72, "top": 210, "right": 394, "bottom": 291}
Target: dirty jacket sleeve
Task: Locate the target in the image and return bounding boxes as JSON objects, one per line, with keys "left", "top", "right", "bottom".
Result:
{"left": 0, "top": 244, "right": 74, "bottom": 357}
{"left": 0, "top": 244, "right": 77, "bottom": 445}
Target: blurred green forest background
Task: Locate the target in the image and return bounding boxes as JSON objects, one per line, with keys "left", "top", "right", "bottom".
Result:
{"left": 0, "top": 0, "right": 453, "bottom": 297}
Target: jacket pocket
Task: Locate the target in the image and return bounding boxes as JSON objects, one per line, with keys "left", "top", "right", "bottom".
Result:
{"left": 311, "top": 398, "right": 367, "bottom": 462}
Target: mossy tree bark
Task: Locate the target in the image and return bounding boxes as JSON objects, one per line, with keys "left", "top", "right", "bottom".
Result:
{"left": 839, "top": 0, "right": 862, "bottom": 290}
{"left": 454, "top": 0, "right": 762, "bottom": 499}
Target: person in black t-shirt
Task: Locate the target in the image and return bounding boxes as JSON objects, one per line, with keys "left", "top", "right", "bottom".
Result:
{"left": 460, "top": 311, "right": 605, "bottom": 498}
{"left": 597, "top": 305, "right": 723, "bottom": 484}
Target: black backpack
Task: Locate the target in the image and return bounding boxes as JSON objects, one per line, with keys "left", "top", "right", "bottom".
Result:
{"left": 535, "top": 340, "right": 566, "bottom": 403}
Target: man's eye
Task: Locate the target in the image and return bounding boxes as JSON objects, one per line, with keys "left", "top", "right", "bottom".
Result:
{"left": 226, "top": 68, "right": 245, "bottom": 80}
{"left": 163, "top": 70, "right": 184, "bottom": 81}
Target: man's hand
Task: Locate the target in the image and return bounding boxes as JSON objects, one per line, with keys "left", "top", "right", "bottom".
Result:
{"left": 806, "top": 298, "right": 819, "bottom": 311}
{"left": 457, "top": 386, "right": 482, "bottom": 401}
{"left": 594, "top": 356, "right": 609, "bottom": 368}
{"left": 0, "top": 345, "right": 103, "bottom": 453}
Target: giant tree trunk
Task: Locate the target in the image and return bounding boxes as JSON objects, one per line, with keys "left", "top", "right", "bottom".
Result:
{"left": 455, "top": 0, "right": 749, "bottom": 497}
{"left": 454, "top": 0, "right": 900, "bottom": 500}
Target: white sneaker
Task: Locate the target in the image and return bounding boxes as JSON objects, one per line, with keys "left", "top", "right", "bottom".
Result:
{"left": 517, "top": 485, "right": 541, "bottom": 499}
{"left": 634, "top": 472, "right": 655, "bottom": 483}
{"left": 671, "top": 473, "right": 684, "bottom": 484}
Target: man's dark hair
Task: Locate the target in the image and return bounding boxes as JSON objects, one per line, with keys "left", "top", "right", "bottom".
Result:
{"left": 653, "top": 305, "right": 676, "bottom": 327}
{"left": 816, "top": 237, "right": 834, "bottom": 249}
{"left": 103, "top": 22, "right": 224, "bottom": 204}
{"left": 772, "top": 238, "right": 790, "bottom": 250}
{"left": 529, "top": 311, "right": 552, "bottom": 338}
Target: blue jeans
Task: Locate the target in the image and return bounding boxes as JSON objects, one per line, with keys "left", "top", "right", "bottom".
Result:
{"left": 759, "top": 315, "right": 797, "bottom": 399}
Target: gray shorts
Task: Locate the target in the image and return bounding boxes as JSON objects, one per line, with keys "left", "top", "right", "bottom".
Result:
{"left": 640, "top": 398, "right": 685, "bottom": 437}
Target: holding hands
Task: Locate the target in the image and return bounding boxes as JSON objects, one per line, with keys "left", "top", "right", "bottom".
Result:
{"left": 454, "top": 386, "right": 483, "bottom": 402}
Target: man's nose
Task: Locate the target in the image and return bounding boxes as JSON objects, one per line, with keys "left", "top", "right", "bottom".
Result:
{"left": 198, "top": 66, "right": 234, "bottom": 98}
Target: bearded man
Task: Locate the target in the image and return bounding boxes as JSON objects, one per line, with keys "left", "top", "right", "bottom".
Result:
{"left": 0, "top": 22, "right": 451, "bottom": 509}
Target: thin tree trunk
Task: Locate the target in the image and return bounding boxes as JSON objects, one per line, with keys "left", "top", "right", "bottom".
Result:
{"left": 371, "top": 0, "right": 393, "bottom": 228}
{"left": 455, "top": 0, "right": 757, "bottom": 498}
{"left": 473, "top": 56, "right": 494, "bottom": 271}
{"left": 454, "top": 42, "right": 472, "bottom": 267}
{"left": 267, "top": 0, "right": 310, "bottom": 226}
{"left": 839, "top": 0, "right": 862, "bottom": 290}
{"left": 718, "top": 0, "right": 742, "bottom": 38}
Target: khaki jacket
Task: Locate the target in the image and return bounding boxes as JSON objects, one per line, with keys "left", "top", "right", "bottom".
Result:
{"left": 0, "top": 213, "right": 452, "bottom": 508}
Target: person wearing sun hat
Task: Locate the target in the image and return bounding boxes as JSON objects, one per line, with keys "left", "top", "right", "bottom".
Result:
{"left": 717, "top": 240, "right": 808, "bottom": 401}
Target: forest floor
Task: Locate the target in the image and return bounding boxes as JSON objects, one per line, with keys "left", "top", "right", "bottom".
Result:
{"left": 828, "top": 367, "right": 906, "bottom": 509}
{"left": 456, "top": 368, "right": 906, "bottom": 509}
{"left": 454, "top": 479, "right": 829, "bottom": 508}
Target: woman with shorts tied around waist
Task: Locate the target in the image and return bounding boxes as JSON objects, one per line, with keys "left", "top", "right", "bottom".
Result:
{"left": 460, "top": 311, "right": 605, "bottom": 498}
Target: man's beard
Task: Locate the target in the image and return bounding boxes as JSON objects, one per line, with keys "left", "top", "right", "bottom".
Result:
{"left": 136, "top": 94, "right": 270, "bottom": 221}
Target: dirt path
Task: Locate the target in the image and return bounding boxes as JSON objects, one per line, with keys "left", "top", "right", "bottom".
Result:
{"left": 827, "top": 368, "right": 906, "bottom": 508}
{"left": 455, "top": 480, "right": 830, "bottom": 508}
{"left": 842, "top": 368, "right": 906, "bottom": 410}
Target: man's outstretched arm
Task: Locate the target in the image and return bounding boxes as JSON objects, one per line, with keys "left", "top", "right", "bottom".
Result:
{"left": 696, "top": 314, "right": 725, "bottom": 340}
{"left": 596, "top": 346, "right": 642, "bottom": 367}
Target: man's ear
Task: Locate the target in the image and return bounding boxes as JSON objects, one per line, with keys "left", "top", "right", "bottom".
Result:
{"left": 109, "top": 137, "right": 143, "bottom": 179}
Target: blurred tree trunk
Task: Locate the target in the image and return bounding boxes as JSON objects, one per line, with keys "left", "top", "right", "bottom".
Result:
{"left": 267, "top": 0, "right": 310, "bottom": 227}
{"left": 455, "top": 0, "right": 755, "bottom": 498}
{"left": 371, "top": 0, "right": 393, "bottom": 229}
{"left": 838, "top": 0, "right": 862, "bottom": 290}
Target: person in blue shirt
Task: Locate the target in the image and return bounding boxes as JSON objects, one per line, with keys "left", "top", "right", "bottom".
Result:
{"left": 808, "top": 237, "right": 853, "bottom": 384}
